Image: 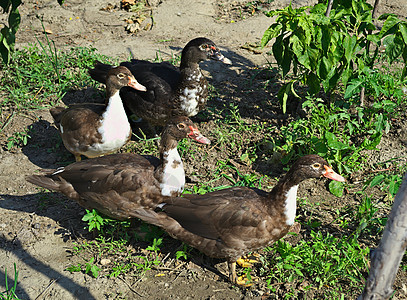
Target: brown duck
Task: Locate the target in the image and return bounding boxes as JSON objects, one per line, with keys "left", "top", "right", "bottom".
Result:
{"left": 50, "top": 66, "right": 146, "bottom": 161}
{"left": 132, "top": 155, "right": 345, "bottom": 284}
{"left": 26, "top": 117, "right": 210, "bottom": 219}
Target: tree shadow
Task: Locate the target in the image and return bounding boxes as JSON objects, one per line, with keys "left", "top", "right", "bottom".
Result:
{"left": 0, "top": 192, "right": 97, "bottom": 299}
{"left": 22, "top": 119, "right": 74, "bottom": 169}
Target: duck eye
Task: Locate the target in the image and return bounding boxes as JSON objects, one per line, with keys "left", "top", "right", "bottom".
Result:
{"left": 117, "top": 73, "right": 125, "bottom": 79}
{"left": 177, "top": 123, "right": 186, "bottom": 129}
{"left": 312, "top": 163, "right": 321, "bottom": 169}
{"left": 199, "top": 44, "right": 209, "bottom": 51}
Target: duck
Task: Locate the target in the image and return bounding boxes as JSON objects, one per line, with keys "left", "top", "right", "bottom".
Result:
{"left": 50, "top": 66, "right": 147, "bottom": 162}
{"left": 88, "top": 37, "right": 232, "bottom": 126}
{"left": 131, "top": 155, "right": 345, "bottom": 285}
{"left": 26, "top": 116, "right": 211, "bottom": 219}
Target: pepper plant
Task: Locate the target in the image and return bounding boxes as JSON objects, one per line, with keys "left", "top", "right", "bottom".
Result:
{"left": 0, "top": 0, "right": 65, "bottom": 65}
{"left": 261, "top": 0, "right": 407, "bottom": 112}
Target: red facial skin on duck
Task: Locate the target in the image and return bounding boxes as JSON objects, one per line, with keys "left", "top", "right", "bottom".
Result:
{"left": 187, "top": 126, "right": 211, "bottom": 144}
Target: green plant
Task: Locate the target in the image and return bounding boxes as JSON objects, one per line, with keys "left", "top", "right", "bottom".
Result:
{"left": 0, "top": 0, "right": 21, "bottom": 65}
{"left": 367, "top": 161, "right": 406, "bottom": 197}
{"left": 0, "top": 0, "right": 66, "bottom": 65}
{"left": 270, "top": 97, "right": 382, "bottom": 176}
{"left": 175, "top": 243, "right": 193, "bottom": 260}
{"left": 84, "top": 257, "right": 101, "bottom": 278}
{"left": 66, "top": 257, "right": 101, "bottom": 278}
{"left": 145, "top": 238, "right": 162, "bottom": 253}
{"left": 82, "top": 209, "right": 108, "bottom": 232}
{"left": 265, "top": 231, "right": 369, "bottom": 294}
{"left": 0, "top": 264, "right": 20, "bottom": 300}
{"left": 6, "top": 127, "right": 31, "bottom": 150}
{"left": 0, "top": 43, "right": 111, "bottom": 119}
{"left": 35, "top": 18, "right": 61, "bottom": 83}
{"left": 261, "top": 1, "right": 407, "bottom": 111}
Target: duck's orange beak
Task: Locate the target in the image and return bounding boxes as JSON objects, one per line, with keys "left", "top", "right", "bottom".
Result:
{"left": 128, "top": 76, "right": 147, "bottom": 91}
{"left": 323, "top": 165, "right": 345, "bottom": 182}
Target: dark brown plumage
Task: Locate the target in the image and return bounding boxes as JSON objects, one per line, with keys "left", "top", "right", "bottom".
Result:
{"left": 26, "top": 117, "right": 210, "bottom": 220}
{"left": 50, "top": 66, "right": 146, "bottom": 161}
{"left": 88, "top": 37, "right": 232, "bottom": 126}
{"left": 132, "top": 155, "right": 346, "bottom": 284}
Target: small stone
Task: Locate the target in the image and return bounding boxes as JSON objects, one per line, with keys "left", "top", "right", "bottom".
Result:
{"left": 33, "top": 223, "right": 41, "bottom": 229}
{"left": 100, "top": 258, "right": 111, "bottom": 265}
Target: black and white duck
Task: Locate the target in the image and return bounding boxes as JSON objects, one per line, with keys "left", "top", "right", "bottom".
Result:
{"left": 50, "top": 66, "right": 146, "bottom": 161}
{"left": 88, "top": 37, "right": 232, "bottom": 126}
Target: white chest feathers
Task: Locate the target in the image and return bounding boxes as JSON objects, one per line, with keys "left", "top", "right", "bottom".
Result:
{"left": 179, "top": 71, "right": 205, "bottom": 117}
{"left": 160, "top": 148, "right": 185, "bottom": 196}
{"left": 87, "top": 92, "right": 130, "bottom": 156}
{"left": 284, "top": 185, "right": 298, "bottom": 226}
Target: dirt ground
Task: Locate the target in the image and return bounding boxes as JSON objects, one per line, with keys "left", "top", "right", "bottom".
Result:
{"left": 1, "top": 0, "right": 407, "bottom": 299}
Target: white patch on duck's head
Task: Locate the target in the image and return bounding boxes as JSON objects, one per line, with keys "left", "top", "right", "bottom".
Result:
{"left": 160, "top": 147, "right": 185, "bottom": 196}
{"left": 284, "top": 185, "right": 298, "bottom": 226}
{"left": 59, "top": 124, "right": 64, "bottom": 134}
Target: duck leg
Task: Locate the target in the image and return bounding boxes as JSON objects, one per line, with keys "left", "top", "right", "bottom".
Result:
{"left": 236, "top": 252, "right": 261, "bottom": 268}
{"left": 228, "top": 261, "right": 237, "bottom": 284}
{"left": 74, "top": 154, "right": 82, "bottom": 162}
{"left": 228, "top": 261, "right": 258, "bottom": 286}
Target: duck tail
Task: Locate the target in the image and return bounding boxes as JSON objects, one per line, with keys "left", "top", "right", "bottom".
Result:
{"left": 49, "top": 107, "right": 66, "bottom": 126}
{"left": 88, "top": 61, "right": 114, "bottom": 84}
{"left": 26, "top": 173, "right": 60, "bottom": 191}
{"left": 130, "top": 209, "right": 165, "bottom": 227}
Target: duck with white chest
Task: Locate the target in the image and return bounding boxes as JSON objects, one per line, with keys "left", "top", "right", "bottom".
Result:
{"left": 50, "top": 66, "right": 146, "bottom": 161}
{"left": 26, "top": 116, "right": 211, "bottom": 220}
{"left": 89, "top": 37, "right": 232, "bottom": 126}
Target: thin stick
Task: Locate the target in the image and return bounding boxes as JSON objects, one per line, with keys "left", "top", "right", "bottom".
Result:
{"left": 117, "top": 276, "right": 144, "bottom": 297}
{"left": 35, "top": 278, "right": 59, "bottom": 300}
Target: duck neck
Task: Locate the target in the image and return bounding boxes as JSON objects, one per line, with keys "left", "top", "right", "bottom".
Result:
{"left": 102, "top": 89, "right": 128, "bottom": 122}
{"left": 269, "top": 170, "right": 302, "bottom": 226}
{"left": 176, "top": 64, "right": 207, "bottom": 117}
{"left": 158, "top": 135, "right": 185, "bottom": 197}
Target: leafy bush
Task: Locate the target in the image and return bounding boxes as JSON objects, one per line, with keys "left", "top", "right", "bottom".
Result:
{"left": 261, "top": 0, "right": 407, "bottom": 111}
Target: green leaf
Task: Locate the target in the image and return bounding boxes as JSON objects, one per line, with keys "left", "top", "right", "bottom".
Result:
{"left": 325, "top": 132, "right": 349, "bottom": 150}
{"left": 321, "top": 25, "right": 331, "bottom": 54}
{"left": 290, "top": 34, "right": 303, "bottom": 58}
{"left": 306, "top": 72, "right": 320, "bottom": 95}
{"left": 369, "top": 174, "right": 385, "bottom": 187}
{"left": 383, "top": 34, "right": 404, "bottom": 63}
{"left": 378, "top": 15, "right": 401, "bottom": 38}
{"left": 272, "top": 35, "right": 284, "bottom": 65}
{"left": 318, "top": 56, "right": 332, "bottom": 80}
{"left": 281, "top": 44, "right": 292, "bottom": 77}
{"left": 343, "top": 35, "right": 357, "bottom": 63}
{"left": 399, "top": 23, "right": 407, "bottom": 44}
{"left": 344, "top": 79, "right": 363, "bottom": 99}
{"left": 8, "top": 6, "right": 21, "bottom": 35}
{"left": 341, "top": 65, "right": 352, "bottom": 87}
{"left": 261, "top": 23, "right": 283, "bottom": 47}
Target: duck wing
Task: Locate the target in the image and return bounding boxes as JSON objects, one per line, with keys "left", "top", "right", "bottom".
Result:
{"left": 121, "top": 59, "right": 180, "bottom": 89}
{"left": 26, "top": 153, "right": 161, "bottom": 219}
{"left": 162, "top": 187, "right": 267, "bottom": 241}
